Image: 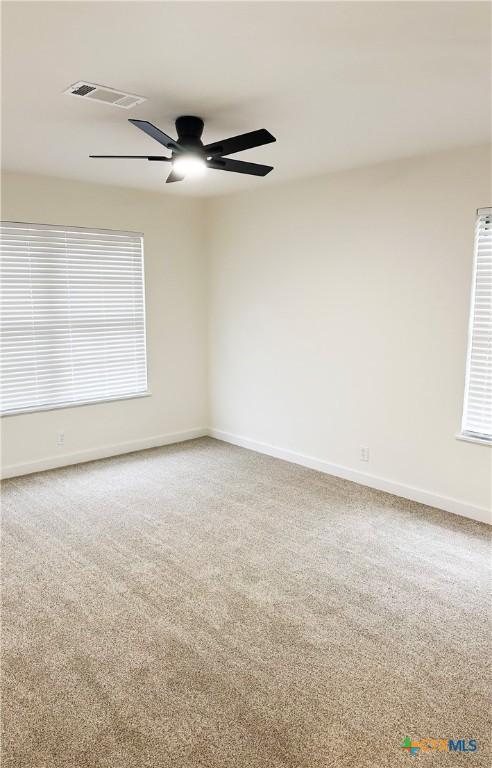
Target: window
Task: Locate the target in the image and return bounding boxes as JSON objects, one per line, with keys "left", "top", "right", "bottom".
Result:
{"left": 461, "top": 208, "right": 492, "bottom": 444}
{"left": 1, "top": 222, "right": 148, "bottom": 415}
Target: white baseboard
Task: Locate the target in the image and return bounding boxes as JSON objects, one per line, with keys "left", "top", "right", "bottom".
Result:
{"left": 208, "top": 428, "right": 491, "bottom": 526}
{"left": 1, "top": 427, "right": 208, "bottom": 480}
{"left": 3, "top": 425, "right": 489, "bottom": 526}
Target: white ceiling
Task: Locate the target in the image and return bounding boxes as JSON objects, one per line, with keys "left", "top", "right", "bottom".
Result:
{"left": 2, "top": 1, "right": 490, "bottom": 197}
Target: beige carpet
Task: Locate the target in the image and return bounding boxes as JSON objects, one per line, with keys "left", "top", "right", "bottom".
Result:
{"left": 1, "top": 437, "right": 490, "bottom": 767}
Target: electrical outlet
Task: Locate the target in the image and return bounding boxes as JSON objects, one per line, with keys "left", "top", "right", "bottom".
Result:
{"left": 56, "top": 431, "right": 65, "bottom": 447}
{"left": 359, "top": 445, "right": 369, "bottom": 462}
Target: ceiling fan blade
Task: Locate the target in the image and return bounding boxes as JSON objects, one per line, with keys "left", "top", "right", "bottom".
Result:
{"left": 207, "top": 157, "right": 273, "bottom": 177}
{"left": 166, "top": 169, "right": 184, "bottom": 183}
{"left": 89, "top": 155, "right": 171, "bottom": 161}
{"left": 203, "top": 129, "right": 275, "bottom": 158}
{"left": 128, "top": 119, "right": 183, "bottom": 153}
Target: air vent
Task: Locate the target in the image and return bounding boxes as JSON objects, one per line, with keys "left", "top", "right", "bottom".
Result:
{"left": 64, "top": 81, "right": 146, "bottom": 110}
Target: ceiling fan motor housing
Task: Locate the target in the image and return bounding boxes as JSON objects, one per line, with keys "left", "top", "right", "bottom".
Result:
{"left": 175, "top": 116, "right": 204, "bottom": 150}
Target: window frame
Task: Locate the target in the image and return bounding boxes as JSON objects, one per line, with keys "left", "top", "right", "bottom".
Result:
{"left": 0, "top": 220, "right": 150, "bottom": 417}
{"left": 458, "top": 207, "right": 492, "bottom": 446}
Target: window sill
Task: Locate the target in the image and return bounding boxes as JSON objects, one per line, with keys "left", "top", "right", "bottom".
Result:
{"left": 1, "top": 391, "right": 151, "bottom": 417}
{"left": 456, "top": 432, "right": 492, "bottom": 447}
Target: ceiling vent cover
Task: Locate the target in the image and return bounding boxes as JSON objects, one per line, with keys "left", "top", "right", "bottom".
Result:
{"left": 64, "top": 82, "right": 146, "bottom": 109}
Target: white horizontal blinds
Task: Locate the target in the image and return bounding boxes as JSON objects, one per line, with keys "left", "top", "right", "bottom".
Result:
{"left": 462, "top": 208, "right": 492, "bottom": 441}
{"left": 1, "top": 222, "right": 148, "bottom": 415}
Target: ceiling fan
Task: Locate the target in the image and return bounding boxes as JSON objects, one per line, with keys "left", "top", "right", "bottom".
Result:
{"left": 90, "top": 116, "right": 276, "bottom": 183}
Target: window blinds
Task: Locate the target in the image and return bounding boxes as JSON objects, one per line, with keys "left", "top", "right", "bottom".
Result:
{"left": 461, "top": 208, "right": 492, "bottom": 442}
{"left": 1, "top": 222, "right": 148, "bottom": 415}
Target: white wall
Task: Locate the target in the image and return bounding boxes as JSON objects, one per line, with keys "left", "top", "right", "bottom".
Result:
{"left": 2, "top": 149, "right": 490, "bottom": 523}
{"left": 206, "top": 145, "right": 491, "bottom": 520}
{"left": 1, "top": 173, "right": 208, "bottom": 473}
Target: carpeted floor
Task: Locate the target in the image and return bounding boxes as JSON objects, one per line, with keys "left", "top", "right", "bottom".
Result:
{"left": 1, "top": 437, "right": 490, "bottom": 767}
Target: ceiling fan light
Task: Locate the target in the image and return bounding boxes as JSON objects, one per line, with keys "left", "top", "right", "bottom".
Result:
{"left": 172, "top": 155, "right": 206, "bottom": 178}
